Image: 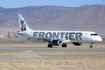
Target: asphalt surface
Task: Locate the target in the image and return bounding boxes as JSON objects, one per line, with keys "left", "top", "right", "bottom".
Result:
{"left": 0, "top": 46, "right": 105, "bottom": 52}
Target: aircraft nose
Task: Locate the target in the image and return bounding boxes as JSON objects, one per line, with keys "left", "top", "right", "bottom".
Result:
{"left": 97, "top": 36, "right": 102, "bottom": 42}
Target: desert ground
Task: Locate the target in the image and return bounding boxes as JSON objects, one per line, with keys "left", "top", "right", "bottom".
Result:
{"left": 0, "top": 57, "right": 105, "bottom": 70}
{"left": 0, "top": 38, "right": 105, "bottom": 70}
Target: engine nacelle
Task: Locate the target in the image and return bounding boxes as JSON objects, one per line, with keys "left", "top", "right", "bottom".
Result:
{"left": 72, "top": 42, "right": 84, "bottom": 46}
{"left": 52, "top": 39, "right": 62, "bottom": 46}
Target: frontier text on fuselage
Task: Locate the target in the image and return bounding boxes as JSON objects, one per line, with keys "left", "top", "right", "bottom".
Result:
{"left": 33, "top": 32, "right": 83, "bottom": 40}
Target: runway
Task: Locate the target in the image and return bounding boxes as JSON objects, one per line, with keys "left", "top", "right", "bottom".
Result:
{"left": 0, "top": 47, "right": 105, "bottom": 52}
{"left": 0, "top": 43, "right": 105, "bottom": 52}
{"left": 0, "top": 43, "right": 105, "bottom": 59}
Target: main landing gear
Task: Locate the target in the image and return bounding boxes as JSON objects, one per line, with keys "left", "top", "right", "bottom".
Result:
{"left": 48, "top": 44, "right": 53, "bottom": 48}
{"left": 90, "top": 42, "right": 93, "bottom": 48}
{"left": 47, "top": 44, "right": 67, "bottom": 48}
{"left": 62, "top": 44, "right": 67, "bottom": 48}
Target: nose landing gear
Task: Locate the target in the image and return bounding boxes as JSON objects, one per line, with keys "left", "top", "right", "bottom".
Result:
{"left": 90, "top": 42, "right": 93, "bottom": 48}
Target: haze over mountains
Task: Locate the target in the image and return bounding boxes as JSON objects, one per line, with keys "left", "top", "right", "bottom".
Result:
{"left": 0, "top": 5, "right": 105, "bottom": 37}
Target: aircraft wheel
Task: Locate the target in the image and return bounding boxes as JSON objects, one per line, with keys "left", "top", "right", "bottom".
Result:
{"left": 62, "top": 44, "right": 67, "bottom": 48}
{"left": 90, "top": 46, "right": 93, "bottom": 48}
{"left": 90, "top": 42, "right": 93, "bottom": 48}
{"left": 48, "top": 44, "right": 53, "bottom": 48}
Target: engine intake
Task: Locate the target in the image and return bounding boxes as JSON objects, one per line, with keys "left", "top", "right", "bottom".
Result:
{"left": 52, "top": 39, "right": 62, "bottom": 46}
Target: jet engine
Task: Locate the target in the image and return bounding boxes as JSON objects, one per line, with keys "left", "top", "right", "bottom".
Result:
{"left": 72, "top": 42, "right": 84, "bottom": 46}
{"left": 52, "top": 39, "right": 62, "bottom": 46}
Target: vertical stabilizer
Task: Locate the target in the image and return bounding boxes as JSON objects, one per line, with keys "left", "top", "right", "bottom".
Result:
{"left": 18, "top": 14, "right": 32, "bottom": 31}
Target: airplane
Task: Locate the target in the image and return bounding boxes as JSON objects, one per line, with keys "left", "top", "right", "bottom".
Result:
{"left": 13, "top": 14, "right": 102, "bottom": 48}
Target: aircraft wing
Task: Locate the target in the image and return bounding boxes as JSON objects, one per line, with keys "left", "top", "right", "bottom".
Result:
{"left": 25, "top": 36, "right": 60, "bottom": 41}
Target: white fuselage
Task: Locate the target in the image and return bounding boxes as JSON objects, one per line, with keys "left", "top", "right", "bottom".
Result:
{"left": 18, "top": 30, "right": 102, "bottom": 43}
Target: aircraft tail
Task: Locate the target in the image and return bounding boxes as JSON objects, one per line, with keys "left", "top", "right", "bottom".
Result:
{"left": 18, "top": 14, "right": 32, "bottom": 31}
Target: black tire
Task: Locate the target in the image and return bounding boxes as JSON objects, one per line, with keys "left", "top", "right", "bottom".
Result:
{"left": 90, "top": 46, "right": 93, "bottom": 48}
{"left": 48, "top": 44, "right": 53, "bottom": 48}
{"left": 62, "top": 44, "right": 67, "bottom": 48}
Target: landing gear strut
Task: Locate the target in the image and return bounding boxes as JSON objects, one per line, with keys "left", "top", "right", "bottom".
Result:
{"left": 90, "top": 42, "right": 93, "bottom": 48}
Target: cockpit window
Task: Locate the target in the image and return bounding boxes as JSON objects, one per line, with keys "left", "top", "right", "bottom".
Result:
{"left": 91, "top": 34, "right": 98, "bottom": 36}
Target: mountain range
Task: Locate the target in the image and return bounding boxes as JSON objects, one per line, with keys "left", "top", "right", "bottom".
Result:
{"left": 0, "top": 5, "right": 105, "bottom": 37}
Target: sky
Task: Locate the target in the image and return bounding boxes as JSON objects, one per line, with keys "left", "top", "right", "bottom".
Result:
{"left": 0, "top": 0, "right": 105, "bottom": 8}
